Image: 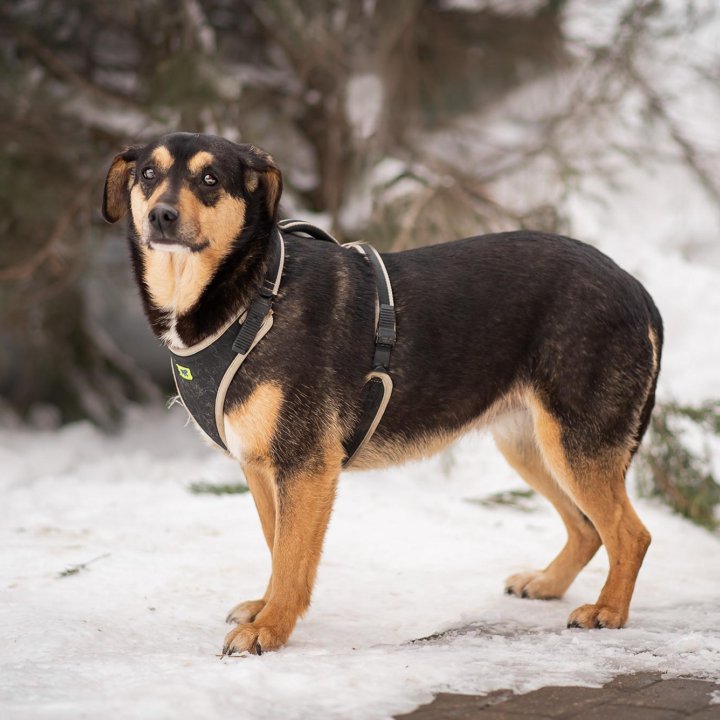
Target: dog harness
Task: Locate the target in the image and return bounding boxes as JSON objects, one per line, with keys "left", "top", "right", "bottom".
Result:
{"left": 168, "top": 219, "right": 396, "bottom": 467}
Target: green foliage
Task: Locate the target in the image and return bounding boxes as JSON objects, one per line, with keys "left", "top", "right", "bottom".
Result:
{"left": 635, "top": 401, "right": 720, "bottom": 530}
{"left": 467, "top": 488, "right": 536, "bottom": 512}
{"left": 188, "top": 481, "right": 249, "bottom": 496}
{"left": 146, "top": 50, "right": 220, "bottom": 121}
{"left": 57, "top": 553, "right": 111, "bottom": 578}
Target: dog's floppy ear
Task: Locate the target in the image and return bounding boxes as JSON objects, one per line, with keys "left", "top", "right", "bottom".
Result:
{"left": 260, "top": 160, "right": 283, "bottom": 220}
{"left": 242, "top": 145, "right": 283, "bottom": 221}
{"left": 102, "top": 145, "right": 142, "bottom": 223}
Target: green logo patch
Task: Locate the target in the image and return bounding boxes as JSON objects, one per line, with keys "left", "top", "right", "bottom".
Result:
{"left": 176, "top": 364, "right": 193, "bottom": 381}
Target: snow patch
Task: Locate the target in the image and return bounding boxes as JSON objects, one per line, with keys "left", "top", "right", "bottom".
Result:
{"left": 346, "top": 74, "right": 384, "bottom": 140}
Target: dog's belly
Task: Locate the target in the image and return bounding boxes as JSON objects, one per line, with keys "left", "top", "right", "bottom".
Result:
{"left": 350, "top": 386, "right": 527, "bottom": 471}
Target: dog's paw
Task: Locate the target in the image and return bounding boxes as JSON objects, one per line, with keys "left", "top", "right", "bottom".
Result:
{"left": 222, "top": 620, "right": 289, "bottom": 657}
{"left": 225, "top": 599, "right": 266, "bottom": 625}
{"left": 504, "top": 570, "right": 564, "bottom": 600}
{"left": 567, "top": 603, "right": 626, "bottom": 629}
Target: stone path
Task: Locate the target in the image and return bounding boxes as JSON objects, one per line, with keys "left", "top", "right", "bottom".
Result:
{"left": 396, "top": 674, "right": 720, "bottom": 719}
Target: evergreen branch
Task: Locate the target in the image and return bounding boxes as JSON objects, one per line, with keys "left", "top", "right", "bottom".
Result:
{"left": 636, "top": 401, "right": 720, "bottom": 530}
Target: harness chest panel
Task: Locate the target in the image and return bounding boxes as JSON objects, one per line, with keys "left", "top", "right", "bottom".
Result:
{"left": 169, "top": 317, "right": 243, "bottom": 451}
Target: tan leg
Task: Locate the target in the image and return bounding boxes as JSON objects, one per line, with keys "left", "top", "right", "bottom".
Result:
{"left": 565, "top": 480, "right": 651, "bottom": 628}
{"left": 529, "top": 398, "right": 651, "bottom": 628}
{"left": 226, "top": 463, "right": 277, "bottom": 624}
{"left": 494, "top": 412, "right": 601, "bottom": 599}
{"left": 223, "top": 462, "right": 339, "bottom": 655}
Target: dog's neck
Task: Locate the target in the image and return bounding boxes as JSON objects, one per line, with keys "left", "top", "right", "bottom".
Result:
{"left": 129, "top": 221, "right": 272, "bottom": 348}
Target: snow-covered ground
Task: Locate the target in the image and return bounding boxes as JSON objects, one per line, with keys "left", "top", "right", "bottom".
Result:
{"left": 1, "top": 401, "right": 719, "bottom": 719}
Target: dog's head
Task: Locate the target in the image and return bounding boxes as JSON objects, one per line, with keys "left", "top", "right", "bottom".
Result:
{"left": 102, "top": 133, "right": 282, "bottom": 254}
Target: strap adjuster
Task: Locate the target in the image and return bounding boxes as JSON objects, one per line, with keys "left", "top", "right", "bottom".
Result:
{"left": 232, "top": 294, "right": 273, "bottom": 355}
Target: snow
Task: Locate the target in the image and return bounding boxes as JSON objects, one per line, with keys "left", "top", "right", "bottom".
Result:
{"left": 1, "top": 407, "right": 719, "bottom": 719}
{"left": 346, "top": 74, "right": 384, "bottom": 140}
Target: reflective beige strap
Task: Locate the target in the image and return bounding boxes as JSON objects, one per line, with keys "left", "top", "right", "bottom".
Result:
{"left": 214, "top": 312, "right": 275, "bottom": 446}
{"left": 345, "top": 242, "right": 379, "bottom": 326}
{"left": 272, "top": 234, "right": 285, "bottom": 295}
{"left": 361, "top": 244, "right": 395, "bottom": 305}
{"left": 169, "top": 310, "right": 247, "bottom": 357}
{"left": 344, "top": 370, "right": 394, "bottom": 468}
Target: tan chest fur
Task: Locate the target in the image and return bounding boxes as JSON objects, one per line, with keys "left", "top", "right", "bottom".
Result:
{"left": 223, "top": 383, "right": 284, "bottom": 466}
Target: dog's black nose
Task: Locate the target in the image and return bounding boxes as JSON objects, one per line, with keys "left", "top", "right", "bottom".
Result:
{"left": 148, "top": 203, "right": 179, "bottom": 233}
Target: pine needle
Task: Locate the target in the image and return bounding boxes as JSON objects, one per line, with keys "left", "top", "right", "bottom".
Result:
{"left": 57, "top": 552, "right": 111, "bottom": 578}
{"left": 188, "top": 481, "right": 249, "bottom": 496}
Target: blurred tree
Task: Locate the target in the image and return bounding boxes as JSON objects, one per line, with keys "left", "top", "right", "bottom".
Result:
{"left": 0, "top": 0, "right": 219, "bottom": 424}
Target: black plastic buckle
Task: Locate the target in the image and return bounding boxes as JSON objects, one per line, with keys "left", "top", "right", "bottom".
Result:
{"left": 373, "top": 303, "right": 396, "bottom": 370}
{"left": 376, "top": 303, "right": 396, "bottom": 346}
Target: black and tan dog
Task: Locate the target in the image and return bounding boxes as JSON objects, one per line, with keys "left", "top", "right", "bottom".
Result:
{"left": 103, "top": 132, "right": 663, "bottom": 656}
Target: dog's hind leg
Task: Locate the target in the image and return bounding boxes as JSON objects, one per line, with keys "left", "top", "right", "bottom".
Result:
{"left": 528, "top": 396, "right": 651, "bottom": 629}
{"left": 493, "top": 410, "right": 601, "bottom": 600}
{"left": 223, "top": 456, "right": 340, "bottom": 655}
{"left": 226, "top": 462, "right": 276, "bottom": 624}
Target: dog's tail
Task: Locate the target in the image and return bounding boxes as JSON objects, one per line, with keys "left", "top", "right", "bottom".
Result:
{"left": 629, "top": 290, "right": 664, "bottom": 458}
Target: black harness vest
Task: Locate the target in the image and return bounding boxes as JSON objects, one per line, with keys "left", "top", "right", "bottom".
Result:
{"left": 169, "top": 220, "right": 396, "bottom": 467}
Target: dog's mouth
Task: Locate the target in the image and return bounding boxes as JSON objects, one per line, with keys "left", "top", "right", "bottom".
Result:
{"left": 146, "top": 233, "right": 209, "bottom": 253}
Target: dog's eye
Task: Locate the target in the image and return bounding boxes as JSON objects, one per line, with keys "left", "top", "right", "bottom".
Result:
{"left": 203, "top": 173, "right": 218, "bottom": 186}
{"left": 142, "top": 167, "right": 156, "bottom": 180}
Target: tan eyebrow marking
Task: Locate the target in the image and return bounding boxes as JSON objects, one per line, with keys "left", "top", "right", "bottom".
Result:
{"left": 188, "top": 151, "right": 215, "bottom": 174}
{"left": 151, "top": 146, "right": 174, "bottom": 172}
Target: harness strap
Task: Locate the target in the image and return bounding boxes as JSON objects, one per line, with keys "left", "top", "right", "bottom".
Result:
{"left": 232, "top": 230, "right": 285, "bottom": 355}
{"left": 277, "top": 223, "right": 396, "bottom": 466}
{"left": 278, "top": 219, "right": 340, "bottom": 245}
{"left": 362, "top": 244, "right": 396, "bottom": 372}
{"left": 341, "top": 242, "right": 396, "bottom": 467}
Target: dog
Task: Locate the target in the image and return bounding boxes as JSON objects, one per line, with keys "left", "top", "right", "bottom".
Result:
{"left": 102, "top": 132, "right": 663, "bottom": 656}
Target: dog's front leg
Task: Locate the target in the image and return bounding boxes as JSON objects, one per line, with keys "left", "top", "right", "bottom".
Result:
{"left": 226, "top": 463, "right": 276, "bottom": 625}
{"left": 222, "top": 461, "right": 339, "bottom": 655}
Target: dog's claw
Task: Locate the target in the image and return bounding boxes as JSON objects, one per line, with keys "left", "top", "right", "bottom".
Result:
{"left": 567, "top": 620, "right": 581, "bottom": 629}
{"left": 521, "top": 589, "right": 529, "bottom": 599}
{"left": 255, "top": 642, "right": 263, "bottom": 656}
{"left": 505, "top": 586, "right": 513, "bottom": 595}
